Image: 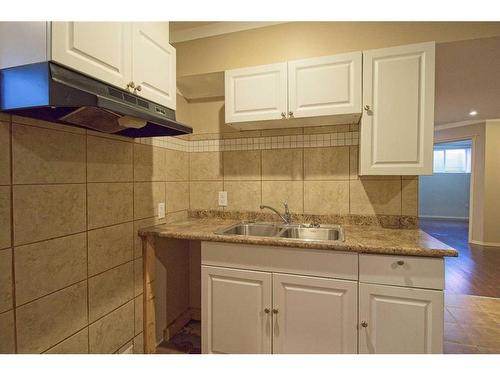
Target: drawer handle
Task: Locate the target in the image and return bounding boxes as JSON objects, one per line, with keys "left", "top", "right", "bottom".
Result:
{"left": 264, "top": 308, "right": 270, "bottom": 314}
{"left": 397, "top": 260, "right": 405, "bottom": 266}
{"left": 272, "top": 309, "right": 279, "bottom": 314}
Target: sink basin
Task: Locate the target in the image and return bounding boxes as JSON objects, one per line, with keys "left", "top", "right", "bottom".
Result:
{"left": 215, "top": 222, "right": 344, "bottom": 242}
{"left": 216, "top": 222, "right": 283, "bottom": 237}
{"left": 278, "top": 225, "right": 344, "bottom": 241}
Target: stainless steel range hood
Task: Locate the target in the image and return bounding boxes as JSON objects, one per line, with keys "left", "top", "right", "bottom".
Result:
{"left": 0, "top": 62, "right": 192, "bottom": 137}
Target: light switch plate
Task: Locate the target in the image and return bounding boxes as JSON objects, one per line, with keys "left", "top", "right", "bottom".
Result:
{"left": 218, "top": 191, "right": 227, "bottom": 207}
{"left": 158, "top": 202, "right": 165, "bottom": 218}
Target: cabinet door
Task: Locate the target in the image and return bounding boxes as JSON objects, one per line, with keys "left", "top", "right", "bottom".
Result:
{"left": 225, "top": 62, "right": 287, "bottom": 123}
{"left": 202, "top": 265, "right": 272, "bottom": 354}
{"left": 360, "top": 42, "right": 435, "bottom": 175}
{"left": 51, "top": 22, "right": 132, "bottom": 89}
{"left": 132, "top": 22, "right": 176, "bottom": 109}
{"left": 288, "top": 52, "right": 361, "bottom": 119}
{"left": 272, "top": 273, "right": 358, "bottom": 354}
{"left": 359, "top": 283, "right": 443, "bottom": 354}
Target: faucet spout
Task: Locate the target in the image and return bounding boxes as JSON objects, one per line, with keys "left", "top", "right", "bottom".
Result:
{"left": 259, "top": 202, "right": 291, "bottom": 224}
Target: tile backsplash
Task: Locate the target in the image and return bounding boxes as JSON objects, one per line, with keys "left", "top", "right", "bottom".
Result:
{"left": 0, "top": 113, "right": 189, "bottom": 354}
{"left": 0, "top": 113, "right": 418, "bottom": 354}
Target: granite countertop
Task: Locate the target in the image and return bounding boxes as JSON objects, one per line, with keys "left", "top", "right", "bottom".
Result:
{"left": 138, "top": 218, "right": 458, "bottom": 257}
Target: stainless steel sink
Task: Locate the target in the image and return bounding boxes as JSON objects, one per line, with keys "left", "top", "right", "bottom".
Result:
{"left": 278, "top": 225, "right": 344, "bottom": 241}
{"left": 215, "top": 222, "right": 283, "bottom": 237}
{"left": 215, "top": 222, "right": 344, "bottom": 242}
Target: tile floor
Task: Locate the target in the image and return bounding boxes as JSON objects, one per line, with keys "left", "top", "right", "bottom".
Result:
{"left": 444, "top": 293, "right": 500, "bottom": 354}
{"left": 156, "top": 320, "right": 201, "bottom": 354}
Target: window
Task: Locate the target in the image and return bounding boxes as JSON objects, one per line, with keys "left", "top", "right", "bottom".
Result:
{"left": 433, "top": 141, "right": 472, "bottom": 173}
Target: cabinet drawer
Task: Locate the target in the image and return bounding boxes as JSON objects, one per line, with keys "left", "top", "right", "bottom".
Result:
{"left": 359, "top": 254, "right": 444, "bottom": 290}
{"left": 202, "top": 241, "right": 358, "bottom": 281}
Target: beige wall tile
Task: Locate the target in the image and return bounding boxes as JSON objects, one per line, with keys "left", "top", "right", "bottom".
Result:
{"left": 189, "top": 152, "right": 223, "bottom": 181}
{"left": 304, "top": 181, "right": 350, "bottom": 215}
{"left": 262, "top": 149, "right": 303, "bottom": 180}
{"left": 133, "top": 332, "right": 144, "bottom": 354}
{"left": 262, "top": 181, "right": 304, "bottom": 214}
{"left": 350, "top": 180, "right": 402, "bottom": 215}
{"left": 13, "top": 184, "right": 86, "bottom": 245}
{"left": 87, "top": 136, "right": 133, "bottom": 182}
{"left": 133, "top": 217, "right": 166, "bottom": 259}
{"left": 165, "top": 150, "right": 189, "bottom": 181}
{"left": 223, "top": 150, "right": 261, "bottom": 181}
{"left": 87, "top": 183, "right": 133, "bottom": 229}
{"left": 89, "top": 300, "right": 134, "bottom": 354}
{"left": 304, "top": 124, "right": 350, "bottom": 134}
{"left": 189, "top": 181, "right": 223, "bottom": 210}
{"left": 134, "top": 295, "right": 143, "bottom": 335}
{"left": 45, "top": 328, "right": 88, "bottom": 354}
{"left": 165, "top": 182, "right": 189, "bottom": 213}
{"left": 0, "top": 187, "right": 11, "bottom": 250}
{"left": 134, "top": 144, "right": 165, "bottom": 182}
{"left": 166, "top": 210, "right": 188, "bottom": 224}
{"left": 16, "top": 281, "right": 88, "bottom": 353}
{"left": 0, "top": 122, "right": 10, "bottom": 185}
{"left": 134, "top": 258, "right": 144, "bottom": 297}
{"left": 88, "top": 262, "right": 134, "bottom": 323}
{"left": 304, "top": 147, "right": 349, "bottom": 180}
{"left": 12, "top": 115, "right": 86, "bottom": 135}
{"left": 402, "top": 178, "right": 419, "bottom": 216}
{"left": 134, "top": 182, "right": 165, "bottom": 220}
{"left": 88, "top": 222, "right": 134, "bottom": 276}
{"left": 12, "top": 124, "right": 86, "bottom": 184}
{"left": 0, "top": 249, "right": 12, "bottom": 313}
{"left": 349, "top": 146, "right": 359, "bottom": 179}
{"left": 225, "top": 181, "right": 261, "bottom": 211}
{"left": 116, "top": 340, "right": 133, "bottom": 353}
{"left": 0, "top": 309, "right": 15, "bottom": 353}
{"left": 261, "top": 127, "right": 303, "bottom": 136}
{"left": 14, "top": 233, "right": 87, "bottom": 306}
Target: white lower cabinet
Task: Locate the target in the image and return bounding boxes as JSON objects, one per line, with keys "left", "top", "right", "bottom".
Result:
{"left": 201, "top": 242, "right": 444, "bottom": 354}
{"left": 358, "top": 283, "right": 443, "bottom": 354}
{"left": 202, "top": 265, "right": 357, "bottom": 354}
{"left": 202, "top": 266, "right": 272, "bottom": 354}
{"left": 273, "top": 273, "right": 358, "bottom": 354}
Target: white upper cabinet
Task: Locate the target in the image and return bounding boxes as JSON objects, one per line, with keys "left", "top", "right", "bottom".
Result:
{"left": 1, "top": 22, "right": 176, "bottom": 109}
{"left": 358, "top": 283, "right": 443, "bottom": 354}
{"left": 225, "top": 62, "right": 287, "bottom": 123}
{"left": 359, "top": 42, "right": 435, "bottom": 175}
{"left": 288, "top": 52, "right": 361, "bottom": 119}
{"left": 272, "top": 273, "right": 358, "bottom": 354}
{"left": 132, "top": 23, "right": 176, "bottom": 110}
{"left": 224, "top": 52, "right": 362, "bottom": 128}
{"left": 51, "top": 22, "right": 132, "bottom": 89}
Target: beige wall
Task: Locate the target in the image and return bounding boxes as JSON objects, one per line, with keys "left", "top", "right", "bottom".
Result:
{"left": 0, "top": 113, "right": 190, "bottom": 354}
{"left": 483, "top": 120, "right": 500, "bottom": 245}
{"left": 175, "top": 22, "right": 500, "bottom": 77}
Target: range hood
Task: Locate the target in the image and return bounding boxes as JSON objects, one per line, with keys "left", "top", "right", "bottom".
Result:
{"left": 0, "top": 62, "right": 192, "bottom": 137}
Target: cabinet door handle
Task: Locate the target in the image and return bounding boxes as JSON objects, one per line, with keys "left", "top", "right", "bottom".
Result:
{"left": 361, "top": 321, "right": 368, "bottom": 328}
{"left": 126, "top": 81, "right": 135, "bottom": 90}
{"left": 397, "top": 260, "right": 405, "bottom": 266}
{"left": 272, "top": 309, "right": 279, "bottom": 314}
{"left": 288, "top": 111, "right": 294, "bottom": 117}
{"left": 281, "top": 112, "right": 286, "bottom": 119}
{"left": 264, "top": 308, "right": 270, "bottom": 314}
{"left": 364, "top": 105, "right": 371, "bottom": 111}
{"left": 134, "top": 85, "right": 142, "bottom": 94}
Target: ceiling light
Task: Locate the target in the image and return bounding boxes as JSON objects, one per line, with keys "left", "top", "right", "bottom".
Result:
{"left": 469, "top": 110, "right": 478, "bottom": 116}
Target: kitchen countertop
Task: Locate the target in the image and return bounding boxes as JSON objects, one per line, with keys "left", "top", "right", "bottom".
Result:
{"left": 138, "top": 218, "right": 458, "bottom": 257}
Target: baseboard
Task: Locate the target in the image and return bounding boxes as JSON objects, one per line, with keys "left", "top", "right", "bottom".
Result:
{"left": 419, "top": 215, "right": 469, "bottom": 221}
{"left": 469, "top": 239, "right": 500, "bottom": 247}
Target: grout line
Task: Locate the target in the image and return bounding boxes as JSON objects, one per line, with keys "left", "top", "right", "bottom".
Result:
{"left": 8, "top": 115, "right": 18, "bottom": 354}
{"left": 41, "top": 326, "right": 89, "bottom": 354}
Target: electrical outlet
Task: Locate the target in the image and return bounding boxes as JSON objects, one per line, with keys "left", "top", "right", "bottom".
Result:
{"left": 158, "top": 202, "right": 165, "bottom": 219}
{"left": 218, "top": 191, "right": 227, "bottom": 207}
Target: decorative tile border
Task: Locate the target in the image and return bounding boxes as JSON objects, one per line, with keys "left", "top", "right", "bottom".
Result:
{"left": 136, "top": 131, "right": 359, "bottom": 153}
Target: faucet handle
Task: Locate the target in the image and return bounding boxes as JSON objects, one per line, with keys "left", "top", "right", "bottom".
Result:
{"left": 282, "top": 201, "right": 289, "bottom": 210}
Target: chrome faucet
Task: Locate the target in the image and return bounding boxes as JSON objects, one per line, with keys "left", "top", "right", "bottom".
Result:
{"left": 259, "top": 202, "right": 291, "bottom": 224}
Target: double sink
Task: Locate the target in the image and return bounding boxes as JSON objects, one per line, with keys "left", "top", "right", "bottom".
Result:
{"left": 215, "top": 222, "right": 345, "bottom": 242}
